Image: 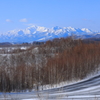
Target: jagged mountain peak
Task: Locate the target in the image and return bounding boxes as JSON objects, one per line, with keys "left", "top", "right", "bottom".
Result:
{"left": 81, "top": 28, "right": 92, "bottom": 33}
{"left": 0, "top": 25, "right": 99, "bottom": 43}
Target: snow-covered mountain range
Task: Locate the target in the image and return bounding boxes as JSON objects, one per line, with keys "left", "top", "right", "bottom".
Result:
{"left": 0, "top": 25, "right": 100, "bottom": 43}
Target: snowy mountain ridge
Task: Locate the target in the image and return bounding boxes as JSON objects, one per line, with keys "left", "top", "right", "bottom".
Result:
{"left": 0, "top": 25, "right": 99, "bottom": 43}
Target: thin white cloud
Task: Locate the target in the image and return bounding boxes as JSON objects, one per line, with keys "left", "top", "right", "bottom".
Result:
{"left": 20, "top": 18, "right": 28, "bottom": 22}
{"left": 6, "top": 19, "right": 12, "bottom": 22}
{"left": 25, "top": 23, "right": 35, "bottom": 26}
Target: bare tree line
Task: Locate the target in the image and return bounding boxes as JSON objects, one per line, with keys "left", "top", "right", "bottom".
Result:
{"left": 0, "top": 37, "right": 100, "bottom": 92}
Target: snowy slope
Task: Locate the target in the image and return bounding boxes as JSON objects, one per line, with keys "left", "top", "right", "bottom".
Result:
{"left": 0, "top": 25, "right": 99, "bottom": 43}
{"left": 0, "top": 74, "right": 100, "bottom": 100}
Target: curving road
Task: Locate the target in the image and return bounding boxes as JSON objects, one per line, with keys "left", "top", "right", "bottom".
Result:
{"left": 0, "top": 74, "right": 100, "bottom": 100}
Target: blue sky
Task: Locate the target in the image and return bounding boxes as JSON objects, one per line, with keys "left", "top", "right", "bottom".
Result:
{"left": 0, "top": 0, "right": 100, "bottom": 33}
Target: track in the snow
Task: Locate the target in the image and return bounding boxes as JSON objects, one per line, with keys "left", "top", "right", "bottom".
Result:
{"left": 0, "top": 74, "right": 100, "bottom": 100}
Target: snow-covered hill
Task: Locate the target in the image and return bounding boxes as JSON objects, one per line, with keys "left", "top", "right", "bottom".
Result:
{"left": 0, "top": 73, "right": 100, "bottom": 100}
{"left": 0, "top": 25, "right": 99, "bottom": 43}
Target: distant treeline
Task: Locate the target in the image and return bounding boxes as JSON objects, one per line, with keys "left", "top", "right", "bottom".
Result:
{"left": 0, "top": 41, "right": 45, "bottom": 47}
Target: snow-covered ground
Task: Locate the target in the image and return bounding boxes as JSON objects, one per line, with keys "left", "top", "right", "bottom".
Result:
{"left": 0, "top": 73, "right": 100, "bottom": 100}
